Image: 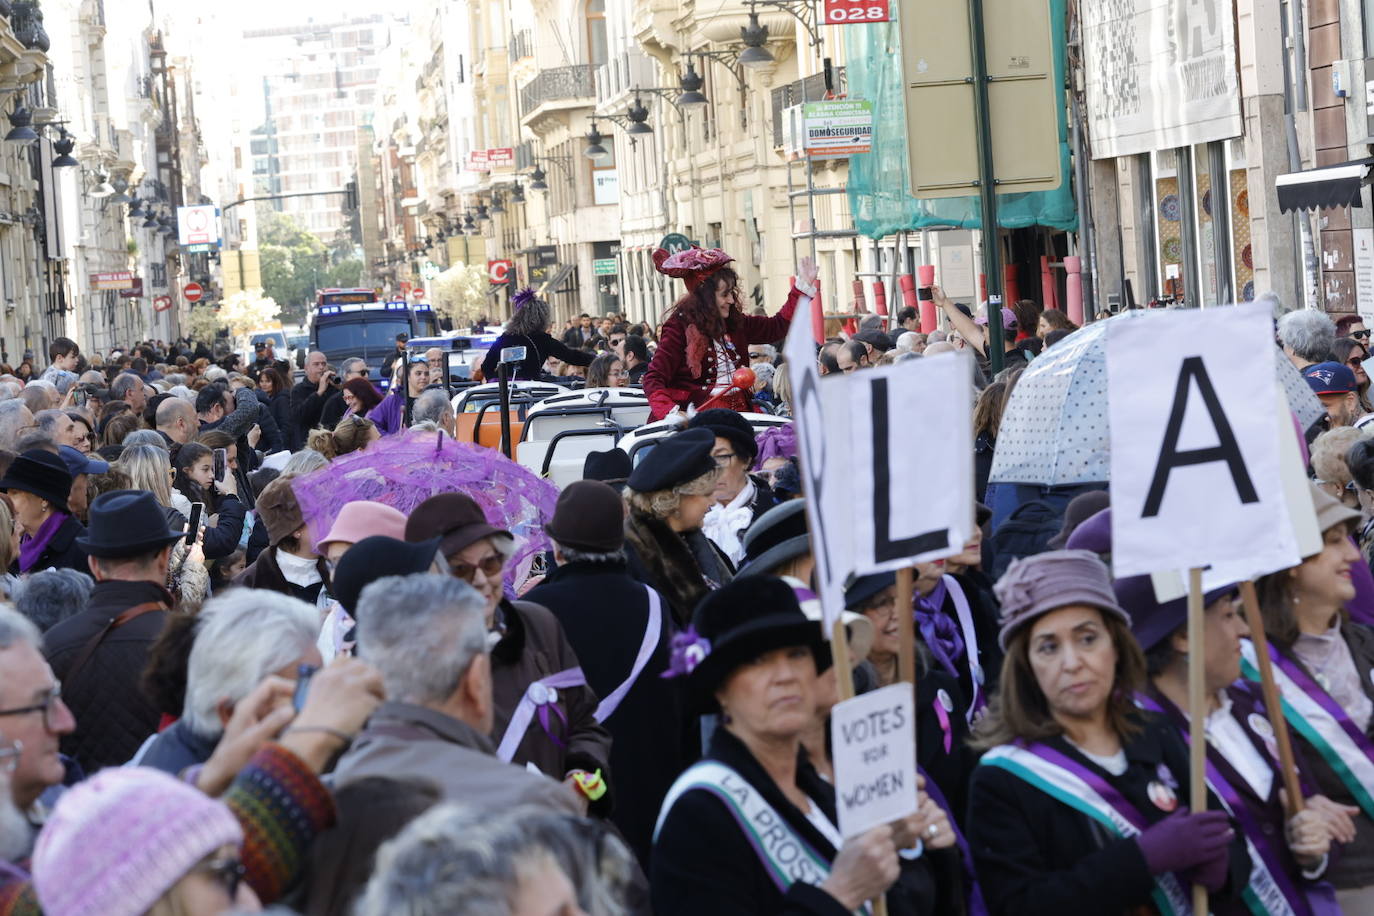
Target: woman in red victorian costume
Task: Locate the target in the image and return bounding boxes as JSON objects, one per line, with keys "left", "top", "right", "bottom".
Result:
{"left": 642, "top": 247, "right": 818, "bottom": 421}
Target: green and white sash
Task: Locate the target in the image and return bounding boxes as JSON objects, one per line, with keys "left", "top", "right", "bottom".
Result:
{"left": 1241, "top": 638, "right": 1374, "bottom": 820}
{"left": 655, "top": 760, "right": 869, "bottom": 915}
{"left": 981, "top": 743, "right": 1191, "bottom": 916}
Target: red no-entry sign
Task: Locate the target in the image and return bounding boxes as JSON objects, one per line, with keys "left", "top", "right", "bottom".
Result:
{"left": 183, "top": 282, "right": 204, "bottom": 302}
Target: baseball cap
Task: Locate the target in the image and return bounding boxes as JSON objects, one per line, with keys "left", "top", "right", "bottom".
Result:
{"left": 976, "top": 307, "right": 1017, "bottom": 330}
{"left": 1303, "top": 361, "right": 1359, "bottom": 396}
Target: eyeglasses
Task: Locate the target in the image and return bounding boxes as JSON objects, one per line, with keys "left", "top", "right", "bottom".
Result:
{"left": 861, "top": 594, "right": 899, "bottom": 616}
{"left": 1354, "top": 329, "right": 1372, "bottom": 341}
{"left": 711, "top": 451, "right": 739, "bottom": 467}
{"left": 0, "top": 683, "right": 63, "bottom": 731}
{"left": 1350, "top": 357, "right": 1365, "bottom": 368}
{"left": 449, "top": 553, "right": 504, "bottom": 583}
{"left": 748, "top": 352, "right": 767, "bottom": 360}
{"left": 196, "top": 857, "right": 246, "bottom": 899}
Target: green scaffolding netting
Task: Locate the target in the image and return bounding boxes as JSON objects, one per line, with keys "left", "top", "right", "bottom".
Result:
{"left": 846, "top": 0, "right": 1077, "bottom": 239}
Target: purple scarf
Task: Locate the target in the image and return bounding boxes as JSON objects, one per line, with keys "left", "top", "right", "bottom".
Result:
{"left": 915, "top": 578, "right": 966, "bottom": 678}
{"left": 19, "top": 511, "right": 67, "bottom": 573}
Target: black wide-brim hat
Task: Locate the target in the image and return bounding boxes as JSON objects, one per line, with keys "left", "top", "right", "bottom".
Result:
{"left": 736, "top": 500, "right": 809, "bottom": 578}
{"left": 0, "top": 449, "right": 73, "bottom": 513}
{"left": 687, "top": 576, "right": 831, "bottom": 714}
{"left": 77, "top": 489, "right": 186, "bottom": 558}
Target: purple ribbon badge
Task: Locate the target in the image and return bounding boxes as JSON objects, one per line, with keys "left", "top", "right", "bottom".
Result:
{"left": 662, "top": 626, "right": 711, "bottom": 679}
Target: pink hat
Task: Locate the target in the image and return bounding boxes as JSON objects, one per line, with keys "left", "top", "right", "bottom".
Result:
{"left": 318, "top": 500, "right": 409, "bottom": 550}
{"left": 32, "top": 767, "right": 243, "bottom": 916}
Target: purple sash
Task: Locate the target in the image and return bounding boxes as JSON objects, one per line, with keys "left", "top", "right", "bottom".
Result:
{"left": 1136, "top": 693, "right": 1336, "bottom": 916}
{"left": 1266, "top": 644, "right": 1374, "bottom": 780}
{"left": 919, "top": 766, "right": 987, "bottom": 916}
{"left": 1023, "top": 741, "right": 1153, "bottom": 830}
{"left": 495, "top": 666, "right": 587, "bottom": 764}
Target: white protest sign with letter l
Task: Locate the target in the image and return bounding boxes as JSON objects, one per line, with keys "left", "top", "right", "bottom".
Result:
{"left": 785, "top": 297, "right": 851, "bottom": 632}
{"left": 1107, "top": 303, "right": 1300, "bottom": 579}
{"left": 846, "top": 352, "right": 975, "bottom": 574}
{"left": 832, "top": 683, "right": 919, "bottom": 839}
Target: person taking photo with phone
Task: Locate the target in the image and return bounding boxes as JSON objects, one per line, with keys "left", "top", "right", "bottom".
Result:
{"left": 170, "top": 442, "right": 246, "bottom": 561}
{"left": 479, "top": 288, "right": 594, "bottom": 383}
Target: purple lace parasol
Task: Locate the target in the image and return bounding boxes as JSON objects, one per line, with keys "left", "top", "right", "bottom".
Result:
{"left": 291, "top": 429, "right": 559, "bottom": 593}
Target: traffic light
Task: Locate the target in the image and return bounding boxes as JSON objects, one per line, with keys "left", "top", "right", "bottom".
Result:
{"left": 343, "top": 179, "right": 359, "bottom": 212}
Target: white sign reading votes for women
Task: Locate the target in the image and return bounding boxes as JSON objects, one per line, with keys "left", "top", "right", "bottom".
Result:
{"left": 832, "top": 684, "right": 918, "bottom": 839}
{"left": 1107, "top": 303, "right": 1300, "bottom": 579}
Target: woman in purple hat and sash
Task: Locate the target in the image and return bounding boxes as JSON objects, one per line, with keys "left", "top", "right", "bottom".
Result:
{"left": 1119, "top": 570, "right": 1344, "bottom": 916}
{"left": 967, "top": 550, "right": 1250, "bottom": 915}
{"left": 1253, "top": 482, "right": 1374, "bottom": 910}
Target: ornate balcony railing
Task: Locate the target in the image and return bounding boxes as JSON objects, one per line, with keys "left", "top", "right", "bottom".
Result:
{"left": 519, "top": 65, "right": 594, "bottom": 118}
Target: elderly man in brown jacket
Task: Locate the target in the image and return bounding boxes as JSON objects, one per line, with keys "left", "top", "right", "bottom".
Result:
{"left": 333, "top": 572, "right": 583, "bottom": 815}
{"left": 405, "top": 492, "right": 613, "bottom": 815}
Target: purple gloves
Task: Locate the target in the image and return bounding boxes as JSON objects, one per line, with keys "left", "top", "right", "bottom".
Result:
{"left": 1136, "top": 810, "right": 1233, "bottom": 890}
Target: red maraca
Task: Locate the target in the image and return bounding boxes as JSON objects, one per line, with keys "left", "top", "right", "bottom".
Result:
{"left": 696, "top": 367, "right": 759, "bottom": 412}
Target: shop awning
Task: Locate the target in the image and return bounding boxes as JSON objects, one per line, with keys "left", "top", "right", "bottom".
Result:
{"left": 1276, "top": 158, "right": 1374, "bottom": 213}
{"left": 536, "top": 264, "right": 574, "bottom": 297}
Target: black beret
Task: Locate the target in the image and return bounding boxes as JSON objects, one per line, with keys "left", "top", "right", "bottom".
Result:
{"left": 845, "top": 571, "right": 896, "bottom": 610}
{"left": 626, "top": 427, "right": 716, "bottom": 493}
{"left": 334, "top": 535, "right": 442, "bottom": 614}
{"left": 687, "top": 408, "right": 758, "bottom": 463}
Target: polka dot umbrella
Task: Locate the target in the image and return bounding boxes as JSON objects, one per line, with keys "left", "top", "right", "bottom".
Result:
{"left": 989, "top": 310, "right": 1324, "bottom": 486}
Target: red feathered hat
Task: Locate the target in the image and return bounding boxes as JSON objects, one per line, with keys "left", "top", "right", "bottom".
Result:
{"left": 652, "top": 246, "right": 735, "bottom": 293}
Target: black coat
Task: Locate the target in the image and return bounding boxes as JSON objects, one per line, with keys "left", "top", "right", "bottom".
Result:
{"left": 653, "top": 727, "right": 965, "bottom": 916}
{"left": 289, "top": 379, "right": 329, "bottom": 451}
{"left": 43, "top": 579, "right": 173, "bottom": 773}
{"left": 916, "top": 667, "right": 974, "bottom": 831}
{"left": 523, "top": 560, "right": 695, "bottom": 866}
{"left": 318, "top": 390, "right": 348, "bottom": 431}
{"left": 966, "top": 713, "right": 1251, "bottom": 916}
{"left": 936, "top": 572, "right": 1003, "bottom": 716}
{"left": 255, "top": 389, "right": 291, "bottom": 453}
{"left": 1145, "top": 684, "right": 1324, "bottom": 913}
{"left": 13, "top": 515, "right": 88, "bottom": 575}
{"left": 623, "top": 512, "right": 734, "bottom": 629}
{"left": 169, "top": 495, "right": 246, "bottom": 562}
{"left": 480, "top": 331, "right": 594, "bottom": 381}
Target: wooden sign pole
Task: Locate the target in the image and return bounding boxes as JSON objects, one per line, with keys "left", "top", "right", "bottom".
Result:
{"left": 831, "top": 619, "right": 888, "bottom": 916}
{"left": 1238, "top": 581, "right": 1304, "bottom": 816}
{"left": 895, "top": 567, "right": 917, "bottom": 688}
{"left": 1186, "top": 568, "right": 1207, "bottom": 916}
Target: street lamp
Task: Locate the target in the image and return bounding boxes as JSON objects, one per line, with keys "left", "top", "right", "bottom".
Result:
{"left": 89, "top": 172, "right": 115, "bottom": 198}
{"left": 677, "top": 62, "right": 708, "bottom": 110}
{"left": 490, "top": 192, "right": 506, "bottom": 214}
{"left": 583, "top": 122, "right": 610, "bottom": 161}
{"left": 626, "top": 97, "right": 653, "bottom": 135}
{"left": 510, "top": 182, "right": 525, "bottom": 204}
{"left": 109, "top": 176, "right": 131, "bottom": 203}
{"left": 4, "top": 107, "right": 36, "bottom": 143}
{"left": 529, "top": 166, "right": 547, "bottom": 191}
{"left": 50, "top": 130, "right": 77, "bottom": 168}
{"left": 738, "top": 8, "right": 775, "bottom": 69}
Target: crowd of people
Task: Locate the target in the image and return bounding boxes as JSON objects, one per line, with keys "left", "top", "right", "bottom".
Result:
{"left": 1, "top": 253, "right": 1374, "bottom": 916}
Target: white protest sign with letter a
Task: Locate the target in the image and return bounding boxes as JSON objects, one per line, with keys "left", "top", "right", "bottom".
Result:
{"left": 831, "top": 683, "right": 919, "bottom": 839}
{"left": 785, "top": 299, "right": 852, "bottom": 633}
{"left": 1107, "top": 303, "right": 1300, "bottom": 579}
{"left": 847, "top": 352, "right": 975, "bottom": 575}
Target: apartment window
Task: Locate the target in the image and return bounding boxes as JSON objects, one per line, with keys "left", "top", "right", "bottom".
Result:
{"left": 586, "top": 0, "right": 607, "bottom": 67}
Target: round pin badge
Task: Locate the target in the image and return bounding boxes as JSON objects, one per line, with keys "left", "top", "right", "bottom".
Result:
{"left": 937, "top": 689, "right": 954, "bottom": 713}
{"left": 1247, "top": 713, "right": 1274, "bottom": 740}
{"left": 529, "top": 683, "right": 550, "bottom": 705}
{"left": 1148, "top": 780, "right": 1179, "bottom": 813}
{"left": 973, "top": 666, "right": 985, "bottom": 686}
